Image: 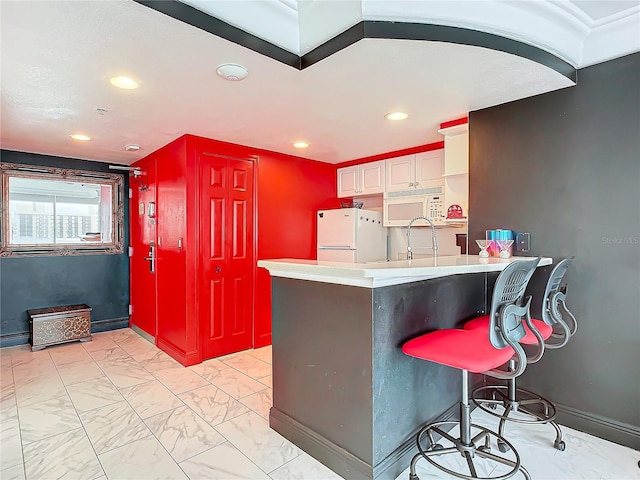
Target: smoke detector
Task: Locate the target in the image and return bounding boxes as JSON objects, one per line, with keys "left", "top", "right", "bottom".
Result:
{"left": 216, "top": 63, "right": 249, "bottom": 81}
{"left": 124, "top": 144, "right": 140, "bottom": 152}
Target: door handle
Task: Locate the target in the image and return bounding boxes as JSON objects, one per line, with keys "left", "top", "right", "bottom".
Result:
{"left": 215, "top": 266, "right": 222, "bottom": 273}
{"left": 144, "top": 245, "right": 155, "bottom": 274}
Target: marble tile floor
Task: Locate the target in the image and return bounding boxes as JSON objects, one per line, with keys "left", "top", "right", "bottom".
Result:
{"left": 0, "top": 328, "right": 637, "bottom": 480}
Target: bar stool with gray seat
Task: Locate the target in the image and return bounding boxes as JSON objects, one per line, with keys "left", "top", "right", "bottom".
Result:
{"left": 402, "top": 257, "right": 544, "bottom": 480}
{"left": 463, "top": 258, "right": 577, "bottom": 452}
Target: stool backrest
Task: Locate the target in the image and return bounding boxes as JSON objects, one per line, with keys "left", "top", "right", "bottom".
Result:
{"left": 488, "top": 257, "right": 541, "bottom": 350}
{"left": 541, "top": 257, "right": 577, "bottom": 348}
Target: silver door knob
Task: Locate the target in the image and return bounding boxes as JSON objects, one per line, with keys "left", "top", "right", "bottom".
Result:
{"left": 215, "top": 266, "right": 222, "bottom": 273}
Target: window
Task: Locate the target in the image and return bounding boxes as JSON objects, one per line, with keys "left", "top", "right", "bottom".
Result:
{"left": 1, "top": 163, "right": 124, "bottom": 256}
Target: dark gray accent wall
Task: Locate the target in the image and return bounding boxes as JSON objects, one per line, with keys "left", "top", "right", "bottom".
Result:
{"left": 0, "top": 150, "right": 130, "bottom": 346}
{"left": 468, "top": 53, "right": 640, "bottom": 448}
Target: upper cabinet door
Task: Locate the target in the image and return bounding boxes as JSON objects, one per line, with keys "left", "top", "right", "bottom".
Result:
{"left": 337, "top": 165, "right": 359, "bottom": 198}
{"left": 385, "top": 155, "right": 415, "bottom": 192}
{"left": 359, "top": 160, "right": 385, "bottom": 195}
{"left": 443, "top": 132, "right": 469, "bottom": 176}
{"left": 415, "top": 149, "right": 444, "bottom": 188}
{"left": 337, "top": 161, "right": 385, "bottom": 197}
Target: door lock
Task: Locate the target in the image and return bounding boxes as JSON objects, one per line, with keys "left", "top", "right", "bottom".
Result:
{"left": 144, "top": 242, "right": 155, "bottom": 274}
{"left": 215, "top": 266, "right": 222, "bottom": 273}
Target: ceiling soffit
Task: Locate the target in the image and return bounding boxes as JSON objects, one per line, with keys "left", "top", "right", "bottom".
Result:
{"left": 136, "top": 0, "right": 577, "bottom": 81}
{"left": 140, "top": 0, "right": 639, "bottom": 69}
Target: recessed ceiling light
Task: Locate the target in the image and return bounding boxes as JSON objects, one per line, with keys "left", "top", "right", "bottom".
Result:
{"left": 110, "top": 76, "right": 139, "bottom": 89}
{"left": 292, "top": 141, "right": 309, "bottom": 149}
{"left": 385, "top": 112, "right": 408, "bottom": 121}
{"left": 69, "top": 133, "right": 92, "bottom": 141}
{"left": 216, "top": 64, "right": 249, "bottom": 81}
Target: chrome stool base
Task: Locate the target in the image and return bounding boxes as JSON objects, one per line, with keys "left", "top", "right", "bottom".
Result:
{"left": 472, "top": 385, "right": 565, "bottom": 451}
{"left": 408, "top": 421, "right": 530, "bottom": 480}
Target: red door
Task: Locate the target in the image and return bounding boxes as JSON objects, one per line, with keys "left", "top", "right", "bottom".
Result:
{"left": 129, "top": 160, "right": 157, "bottom": 337}
{"left": 199, "top": 153, "right": 254, "bottom": 359}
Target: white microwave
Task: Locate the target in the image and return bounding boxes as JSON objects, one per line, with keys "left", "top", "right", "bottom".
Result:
{"left": 383, "top": 190, "right": 446, "bottom": 227}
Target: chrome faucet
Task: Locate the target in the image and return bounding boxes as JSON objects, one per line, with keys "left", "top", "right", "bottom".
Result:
{"left": 407, "top": 216, "right": 438, "bottom": 260}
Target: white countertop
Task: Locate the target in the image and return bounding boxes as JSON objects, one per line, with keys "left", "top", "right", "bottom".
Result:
{"left": 258, "top": 255, "right": 552, "bottom": 288}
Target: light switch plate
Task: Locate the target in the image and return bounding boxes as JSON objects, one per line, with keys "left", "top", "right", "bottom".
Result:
{"left": 516, "top": 232, "right": 531, "bottom": 252}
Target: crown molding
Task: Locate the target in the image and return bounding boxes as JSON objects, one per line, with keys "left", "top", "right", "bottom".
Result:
{"left": 581, "top": 11, "right": 640, "bottom": 67}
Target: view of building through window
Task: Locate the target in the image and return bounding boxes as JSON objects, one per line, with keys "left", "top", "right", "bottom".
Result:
{"left": 8, "top": 177, "right": 112, "bottom": 245}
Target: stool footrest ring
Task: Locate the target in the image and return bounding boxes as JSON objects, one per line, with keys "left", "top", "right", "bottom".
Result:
{"left": 409, "top": 420, "right": 529, "bottom": 480}
{"left": 471, "top": 385, "right": 565, "bottom": 450}
{"left": 472, "top": 386, "right": 557, "bottom": 424}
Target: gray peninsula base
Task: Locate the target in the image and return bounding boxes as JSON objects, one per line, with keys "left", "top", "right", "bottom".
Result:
{"left": 268, "top": 271, "right": 506, "bottom": 480}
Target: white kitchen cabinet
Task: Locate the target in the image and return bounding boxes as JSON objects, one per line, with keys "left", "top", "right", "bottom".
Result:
{"left": 337, "top": 161, "right": 385, "bottom": 197}
{"left": 438, "top": 122, "right": 469, "bottom": 219}
{"left": 439, "top": 124, "right": 469, "bottom": 176}
{"left": 385, "top": 149, "right": 443, "bottom": 192}
{"left": 385, "top": 155, "right": 413, "bottom": 192}
{"left": 416, "top": 150, "right": 445, "bottom": 185}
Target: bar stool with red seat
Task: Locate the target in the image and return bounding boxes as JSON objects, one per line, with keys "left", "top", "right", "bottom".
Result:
{"left": 402, "top": 257, "right": 543, "bottom": 480}
{"left": 463, "top": 258, "right": 576, "bottom": 452}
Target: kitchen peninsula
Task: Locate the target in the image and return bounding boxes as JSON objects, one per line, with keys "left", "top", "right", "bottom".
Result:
{"left": 258, "top": 255, "right": 552, "bottom": 480}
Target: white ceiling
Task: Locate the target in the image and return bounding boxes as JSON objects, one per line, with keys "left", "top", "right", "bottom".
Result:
{"left": 1, "top": 1, "right": 638, "bottom": 166}
{"left": 572, "top": 0, "right": 639, "bottom": 20}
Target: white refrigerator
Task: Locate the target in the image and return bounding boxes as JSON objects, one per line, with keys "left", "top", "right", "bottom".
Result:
{"left": 316, "top": 208, "right": 387, "bottom": 263}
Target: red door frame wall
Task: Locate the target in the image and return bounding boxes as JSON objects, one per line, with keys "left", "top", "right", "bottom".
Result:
{"left": 154, "top": 137, "right": 200, "bottom": 365}
{"left": 251, "top": 155, "right": 260, "bottom": 347}
{"left": 129, "top": 155, "right": 158, "bottom": 338}
{"left": 129, "top": 134, "right": 350, "bottom": 362}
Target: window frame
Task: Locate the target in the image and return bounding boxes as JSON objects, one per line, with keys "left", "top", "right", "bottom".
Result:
{"left": 0, "top": 162, "right": 125, "bottom": 257}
